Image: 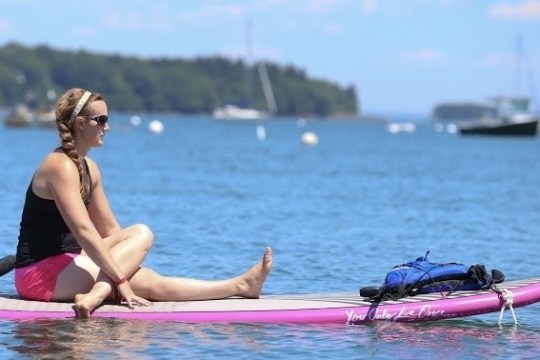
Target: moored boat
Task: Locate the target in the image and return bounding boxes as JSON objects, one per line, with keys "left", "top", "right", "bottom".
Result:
{"left": 458, "top": 97, "right": 538, "bottom": 137}
{"left": 4, "top": 104, "right": 33, "bottom": 128}
{"left": 213, "top": 104, "right": 268, "bottom": 120}
{"left": 459, "top": 117, "right": 538, "bottom": 136}
{"left": 35, "top": 105, "right": 56, "bottom": 128}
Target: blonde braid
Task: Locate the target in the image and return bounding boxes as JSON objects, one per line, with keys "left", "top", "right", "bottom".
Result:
{"left": 55, "top": 88, "right": 104, "bottom": 200}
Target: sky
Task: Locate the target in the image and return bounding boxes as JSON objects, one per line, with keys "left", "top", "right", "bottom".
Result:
{"left": 0, "top": 0, "right": 539, "bottom": 116}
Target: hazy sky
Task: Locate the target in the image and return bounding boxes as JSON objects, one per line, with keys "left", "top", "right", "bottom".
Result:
{"left": 1, "top": 0, "right": 539, "bottom": 115}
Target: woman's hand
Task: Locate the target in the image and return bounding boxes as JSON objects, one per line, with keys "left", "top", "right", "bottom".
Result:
{"left": 116, "top": 282, "right": 152, "bottom": 309}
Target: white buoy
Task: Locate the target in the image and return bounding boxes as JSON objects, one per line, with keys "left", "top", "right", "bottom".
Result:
{"left": 301, "top": 131, "right": 319, "bottom": 146}
{"left": 148, "top": 120, "right": 164, "bottom": 134}
{"left": 386, "top": 122, "right": 416, "bottom": 134}
{"left": 130, "top": 115, "right": 142, "bottom": 126}
{"left": 446, "top": 123, "right": 458, "bottom": 134}
{"left": 256, "top": 124, "right": 266, "bottom": 141}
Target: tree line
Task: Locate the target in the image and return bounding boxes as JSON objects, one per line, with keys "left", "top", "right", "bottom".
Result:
{"left": 0, "top": 43, "right": 359, "bottom": 118}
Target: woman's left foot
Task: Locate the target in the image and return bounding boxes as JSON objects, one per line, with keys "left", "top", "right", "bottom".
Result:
{"left": 74, "top": 292, "right": 107, "bottom": 318}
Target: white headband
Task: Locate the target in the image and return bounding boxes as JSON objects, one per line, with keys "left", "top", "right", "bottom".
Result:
{"left": 69, "top": 91, "right": 92, "bottom": 125}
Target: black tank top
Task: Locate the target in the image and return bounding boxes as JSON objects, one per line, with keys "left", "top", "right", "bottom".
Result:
{"left": 15, "top": 159, "right": 93, "bottom": 268}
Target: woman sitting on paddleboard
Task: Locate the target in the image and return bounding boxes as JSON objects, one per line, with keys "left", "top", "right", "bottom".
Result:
{"left": 14, "top": 88, "right": 272, "bottom": 318}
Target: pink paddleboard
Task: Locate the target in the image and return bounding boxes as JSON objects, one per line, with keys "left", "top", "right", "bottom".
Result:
{"left": 0, "top": 278, "right": 539, "bottom": 324}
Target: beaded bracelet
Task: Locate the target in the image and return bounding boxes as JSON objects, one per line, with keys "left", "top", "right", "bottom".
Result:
{"left": 115, "top": 277, "right": 128, "bottom": 287}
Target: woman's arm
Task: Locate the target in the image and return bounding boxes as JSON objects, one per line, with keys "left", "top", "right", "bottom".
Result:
{"left": 85, "top": 157, "right": 122, "bottom": 238}
{"left": 44, "top": 154, "right": 125, "bottom": 283}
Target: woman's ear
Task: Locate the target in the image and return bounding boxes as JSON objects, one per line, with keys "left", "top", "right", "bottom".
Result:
{"left": 77, "top": 116, "right": 85, "bottom": 130}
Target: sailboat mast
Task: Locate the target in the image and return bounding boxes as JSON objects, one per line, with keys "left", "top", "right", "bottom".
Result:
{"left": 245, "top": 20, "right": 254, "bottom": 109}
{"left": 258, "top": 61, "right": 277, "bottom": 114}
{"left": 515, "top": 33, "right": 523, "bottom": 97}
{"left": 513, "top": 33, "right": 539, "bottom": 113}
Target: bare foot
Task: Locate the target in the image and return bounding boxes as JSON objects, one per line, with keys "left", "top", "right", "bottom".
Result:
{"left": 238, "top": 247, "right": 273, "bottom": 298}
{"left": 74, "top": 292, "right": 107, "bottom": 319}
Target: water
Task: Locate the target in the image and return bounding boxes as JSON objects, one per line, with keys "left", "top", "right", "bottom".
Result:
{"left": 1, "top": 114, "right": 540, "bottom": 359}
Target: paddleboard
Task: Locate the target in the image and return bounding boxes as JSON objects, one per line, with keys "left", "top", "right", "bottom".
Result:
{"left": 0, "top": 277, "right": 539, "bottom": 324}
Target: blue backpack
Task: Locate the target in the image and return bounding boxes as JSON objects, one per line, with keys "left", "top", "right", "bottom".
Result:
{"left": 360, "top": 251, "right": 504, "bottom": 301}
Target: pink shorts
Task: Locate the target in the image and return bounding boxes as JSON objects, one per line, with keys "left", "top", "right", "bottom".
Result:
{"left": 15, "top": 253, "right": 78, "bottom": 302}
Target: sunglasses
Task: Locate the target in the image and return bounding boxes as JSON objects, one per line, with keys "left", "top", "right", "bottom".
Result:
{"left": 85, "top": 115, "right": 109, "bottom": 126}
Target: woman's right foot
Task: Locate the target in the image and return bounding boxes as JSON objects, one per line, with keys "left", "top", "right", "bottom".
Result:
{"left": 238, "top": 247, "right": 273, "bottom": 299}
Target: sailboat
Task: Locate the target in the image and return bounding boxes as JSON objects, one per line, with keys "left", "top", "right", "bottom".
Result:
{"left": 459, "top": 35, "right": 539, "bottom": 137}
{"left": 459, "top": 96, "right": 538, "bottom": 136}
{"left": 213, "top": 22, "right": 277, "bottom": 120}
{"left": 213, "top": 61, "right": 277, "bottom": 120}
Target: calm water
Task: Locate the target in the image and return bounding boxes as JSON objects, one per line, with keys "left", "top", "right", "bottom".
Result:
{"left": 1, "top": 113, "right": 540, "bottom": 359}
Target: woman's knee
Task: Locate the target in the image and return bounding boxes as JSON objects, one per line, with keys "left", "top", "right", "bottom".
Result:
{"left": 129, "top": 224, "right": 154, "bottom": 248}
{"left": 130, "top": 267, "right": 160, "bottom": 298}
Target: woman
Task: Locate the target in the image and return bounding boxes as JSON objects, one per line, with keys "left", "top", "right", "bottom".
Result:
{"left": 14, "top": 88, "right": 272, "bottom": 318}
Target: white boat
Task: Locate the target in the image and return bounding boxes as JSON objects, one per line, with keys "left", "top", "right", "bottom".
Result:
{"left": 213, "top": 61, "right": 277, "bottom": 121}
{"left": 214, "top": 22, "right": 277, "bottom": 120}
{"left": 213, "top": 104, "right": 268, "bottom": 120}
{"left": 35, "top": 106, "right": 56, "bottom": 128}
{"left": 4, "top": 104, "right": 33, "bottom": 128}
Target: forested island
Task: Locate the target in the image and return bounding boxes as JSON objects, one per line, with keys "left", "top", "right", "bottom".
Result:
{"left": 0, "top": 43, "right": 359, "bottom": 118}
